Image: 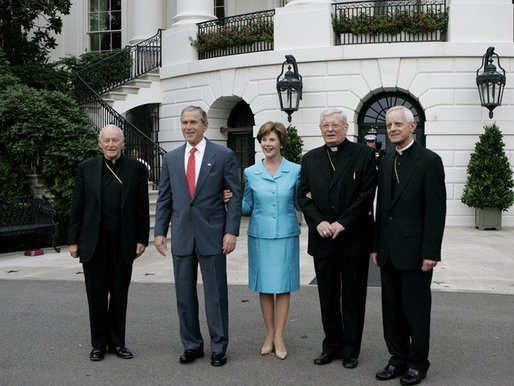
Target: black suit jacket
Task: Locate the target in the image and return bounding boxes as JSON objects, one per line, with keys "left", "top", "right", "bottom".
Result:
{"left": 298, "top": 139, "right": 377, "bottom": 258}
{"left": 373, "top": 141, "right": 446, "bottom": 271}
{"left": 68, "top": 155, "right": 150, "bottom": 264}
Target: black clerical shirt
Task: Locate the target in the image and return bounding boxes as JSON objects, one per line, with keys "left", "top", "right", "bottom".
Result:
{"left": 101, "top": 155, "right": 123, "bottom": 229}
{"left": 392, "top": 143, "right": 414, "bottom": 195}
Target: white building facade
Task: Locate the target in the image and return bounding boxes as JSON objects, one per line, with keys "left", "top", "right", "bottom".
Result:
{"left": 51, "top": 0, "right": 514, "bottom": 226}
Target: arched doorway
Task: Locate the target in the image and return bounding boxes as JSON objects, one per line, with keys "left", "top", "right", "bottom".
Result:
{"left": 358, "top": 92, "right": 425, "bottom": 154}
{"left": 223, "top": 100, "right": 255, "bottom": 185}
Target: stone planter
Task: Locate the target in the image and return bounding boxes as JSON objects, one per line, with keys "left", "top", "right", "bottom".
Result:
{"left": 340, "top": 30, "right": 442, "bottom": 44}
{"left": 24, "top": 172, "right": 47, "bottom": 197}
{"left": 474, "top": 207, "right": 502, "bottom": 230}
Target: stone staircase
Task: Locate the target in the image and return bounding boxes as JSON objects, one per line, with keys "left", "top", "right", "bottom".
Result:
{"left": 102, "top": 68, "right": 160, "bottom": 104}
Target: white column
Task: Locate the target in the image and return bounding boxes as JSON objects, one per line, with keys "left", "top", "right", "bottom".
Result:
{"left": 449, "top": 0, "right": 513, "bottom": 42}
{"left": 274, "top": 0, "right": 333, "bottom": 51}
{"left": 162, "top": 0, "right": 215, "bottom": 66}
{"left": 130, "top": 0, "right": 165, "bottom": 43}
{"left": 173, "top": 0, "right": 215, "bottom": 26}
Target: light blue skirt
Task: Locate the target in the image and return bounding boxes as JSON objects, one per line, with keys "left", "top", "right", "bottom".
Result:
{"left": 248, "top": 236, "right": 300, "bottom": 294}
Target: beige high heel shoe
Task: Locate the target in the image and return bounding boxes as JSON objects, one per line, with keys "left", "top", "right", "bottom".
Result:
{"left": 261, "top": 343, "right": 273, "bottom": 355}
{"left": 273, "top": 337, "right": 287, "bottom": 360}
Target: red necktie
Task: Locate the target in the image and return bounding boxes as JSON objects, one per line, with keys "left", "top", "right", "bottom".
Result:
{"left": 186, "top": 147, "right": 197, "bottom": 198}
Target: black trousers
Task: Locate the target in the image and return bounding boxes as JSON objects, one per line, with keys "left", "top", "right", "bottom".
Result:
{"left": 314, "top": 252, "right": 369, "bottom": 360}
{"left": 380, "top": 262, "right": 433, "bottom": 372}
{"left": 83, "top": 228, "right": 132, "bottom": 349}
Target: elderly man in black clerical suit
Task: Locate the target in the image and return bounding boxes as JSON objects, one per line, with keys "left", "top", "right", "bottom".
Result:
{"left": 372, "top": 106, "right": 446, "bottom": 386}
{"left": 299, "top": 109, "right": 377, "bottom": 369}
{"left": 69, "top": 124, "right": 149, "bottom": 361}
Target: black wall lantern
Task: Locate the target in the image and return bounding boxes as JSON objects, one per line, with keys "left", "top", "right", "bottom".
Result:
{"left": 277, "top": 55, "right": 302, "bottom": 122}
{"left": 476, "top": 47, "right": 506, "bottom": 118}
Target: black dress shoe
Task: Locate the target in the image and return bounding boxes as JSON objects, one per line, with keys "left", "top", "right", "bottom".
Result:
{"left": 108, "top": 346, "right": 134, "bottom": 359}
{"left": 314, "top": 352, "right": 341, "bottom": 365}
{"left": 400, "top": 369, "right": 426, "bottom": 386}
{"left": 342, "top": 357, "right": 359, "bottom": 368}
{"left": 179, "top": 349, "right": 204, "bottom": 363}
{"left": 376, "top": 364, "right": 408, "bottom": 380}
{"left": 89, "top": 347, "right": 106, "bottom": 361}
{"left": 211, "top": 352, "right": 227, "bottom": 366}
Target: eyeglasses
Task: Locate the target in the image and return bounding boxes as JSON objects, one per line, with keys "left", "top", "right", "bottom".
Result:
{"left": 100, "top": 138, "right": 122, "bottom": 144}
{"left": 320, "top": 123, "right": 342, "bottom": 131}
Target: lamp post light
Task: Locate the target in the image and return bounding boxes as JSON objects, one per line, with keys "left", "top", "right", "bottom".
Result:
{"left": 476, "top": 47, "right": 506, "bottom": 119}
{"left": 276, "top": 55, "right": 302, "bottom": 122}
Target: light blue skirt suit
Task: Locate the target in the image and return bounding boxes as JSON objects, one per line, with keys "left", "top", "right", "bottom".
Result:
{"left": 242, "top": 157, "right": 301, "bottom": 294}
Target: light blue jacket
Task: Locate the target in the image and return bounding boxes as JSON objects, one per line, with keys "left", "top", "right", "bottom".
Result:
{"left": 242, "top": 157, "right": 301, "bottom": 239}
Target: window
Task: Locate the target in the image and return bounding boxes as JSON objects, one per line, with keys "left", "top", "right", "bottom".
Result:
{"left": 89, "top": 0, "right": 122, "bottom": 52}
{"left": 358, "top": 92, "right": 425, "bottom": 154}
{"left": 214, "top": 0, "right": 225, "bottom": 19}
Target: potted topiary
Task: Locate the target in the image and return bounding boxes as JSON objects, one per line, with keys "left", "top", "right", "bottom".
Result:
{"left": 461, "top": 123, "right": 514, "bottom": 230}
{"left": 281, "top": 124, "right": 303, "bottom": 165}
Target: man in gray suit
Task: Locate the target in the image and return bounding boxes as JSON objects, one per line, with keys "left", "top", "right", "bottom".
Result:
{"left": 154, "top": 105, "right": 242, "bottom": 367}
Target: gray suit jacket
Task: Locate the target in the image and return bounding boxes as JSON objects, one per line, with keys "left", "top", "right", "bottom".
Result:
{"left": 154, "top": 138, "right": 242, "bottom": 256}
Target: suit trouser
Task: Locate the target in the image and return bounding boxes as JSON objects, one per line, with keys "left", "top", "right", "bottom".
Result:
{"left": 380, "top": 262, "right": 433, "bottom": 372}
{"left": 83, "top": 228, "right": 132, "bottom": 349}
{"left": 173, "top": 247, "right": 229, "bottom": 354}
{"left": 314, "top": 252, "right": 369, "bottom": 359}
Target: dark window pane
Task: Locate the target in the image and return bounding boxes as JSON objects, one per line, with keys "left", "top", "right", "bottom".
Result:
{"left": 99, "top": 12, "right": 109, "bottom": 30}
{"left": 89, "top": 12, "right": 99, "bottom": 31}
{"left": 112, "top": 32, "right": 121, "bottom": 49}
{"left": 111, "top": 0, "right": 121, "bottom": 11}
{"left": 99, "top": 0, "right": 108, "bottom": 11}
{"left": 111, "top": 11, "right": 121, "bottom": 30}
{"left": 90, "top": 33, "right": 99, "bottom": 51}
{"left": 90, "top": 0, "right": 98, "bottom": 12}
{"left": 100, "top": 33, "right": 111, "bottom": 51}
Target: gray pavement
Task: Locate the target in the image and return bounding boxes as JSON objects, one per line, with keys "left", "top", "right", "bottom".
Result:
{"left": 1, "top": 219, "right": 513, "bottom": 385}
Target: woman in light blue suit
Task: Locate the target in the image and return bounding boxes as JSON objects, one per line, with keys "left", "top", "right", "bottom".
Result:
{"left": 242, "top": 122, "right": 301, "bottom": 360}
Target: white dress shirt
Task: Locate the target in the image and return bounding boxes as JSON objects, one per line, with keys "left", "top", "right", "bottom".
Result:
{"left": 184, "top": 137, "right": 206, "bottom": 184}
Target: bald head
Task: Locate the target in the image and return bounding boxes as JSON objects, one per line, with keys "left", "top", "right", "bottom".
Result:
{"left": 98, "top": 125, "right": 125, "bottom": 160}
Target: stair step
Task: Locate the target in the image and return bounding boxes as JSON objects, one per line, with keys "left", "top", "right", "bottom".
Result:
{"left": 138, "top": 72, "right": 160, "bottom": 81}
{"left": 105, "top": 91, "right": 127, "bottom": 101}
{"left": 128, "top": 79, "right": 152, "bottom": 88}
{"left": 119, "top": 85, "right": 140, "bottom": 94}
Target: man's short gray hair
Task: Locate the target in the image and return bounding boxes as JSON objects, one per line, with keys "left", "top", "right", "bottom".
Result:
{"left": 99, "top": 124, "right": 124, "bottom": 139}
{"left": 320, "top": 109, "right": 348, "bottom": 124}
{"left": 181, "top": 105, "right": 208, "bottom": 124}
{"left": 386, "top": 106, "right": 415, "bottom": 123}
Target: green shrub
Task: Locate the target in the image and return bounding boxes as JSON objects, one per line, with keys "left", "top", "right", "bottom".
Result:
{"left": 58, "top": 49, "right": 132, "bottom": 94}
{"left": 282, "top": 125, "right": 303, "bottom": 164}
{"left": 0, "top": 154, "right": 30, "bottom": 201}
{"left": 11, "top": 63, "right": 70, "bottom": 94}
{"left": 461, "top": 124, "right": 514, "bottom": 211}
{"left": 0, "top": 84, "right": 100, "bottom": 221}
{"left": 190, "top": 19, "right": 274, "bottom": 54}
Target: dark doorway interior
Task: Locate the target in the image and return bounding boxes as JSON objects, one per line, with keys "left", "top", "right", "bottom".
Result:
{"left": 225, "top": 100, "right": 255, "bottom": 186}
{"left": 358, "top": 92, "right": 425, "bottom": 154}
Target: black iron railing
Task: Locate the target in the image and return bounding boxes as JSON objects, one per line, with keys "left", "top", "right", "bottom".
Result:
{"left": 75, "top": 76, "right": 166, "bottom": 187}
{"left": 77, "top": 29, "right": 162, "bottom": 96}
{"left": 75, "top": 30, "right": 166, "bottom": 187}
{"left": 194, "top": 10, "right": 275, "bottom": 60}
{"left": 333, "top": 0, "right": 448, "bottom": 45}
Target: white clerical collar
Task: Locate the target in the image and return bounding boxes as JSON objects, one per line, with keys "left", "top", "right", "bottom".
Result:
{"left": 396, "top": 140, "right": 414, "bottom": 156}
{"left": 105, "top": 153, "right": 122, "bottom": 164}
{"left": 186, "top": 137, "right": 206, "bottom": 154}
